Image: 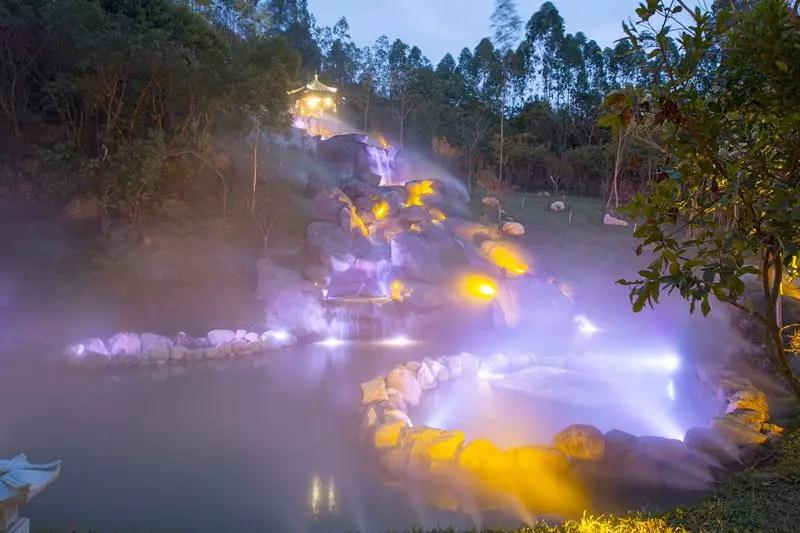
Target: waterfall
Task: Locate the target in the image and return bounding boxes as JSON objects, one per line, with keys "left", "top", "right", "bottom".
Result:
{"left": 365, "top": 144, "right": 396, "bottom": 185}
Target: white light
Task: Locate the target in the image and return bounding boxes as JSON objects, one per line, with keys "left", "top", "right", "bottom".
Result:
{"left": 667, "top": 379, "right": 676, "bottom": 400}
{"left": 574, "top": 315, "right": 601, "bottom": 337}
{"left": 379, "top": 335, "right": 415, "bottom": 347}
{"left": 316, "top": 337, "right": 345, "bottom": 348}
{"left": 266, "top": 330, "right": 290, "bottom": 341}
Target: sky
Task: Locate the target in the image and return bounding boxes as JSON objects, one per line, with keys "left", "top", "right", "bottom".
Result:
{"left": 307, "top": 0, "right": 643, "bottom": 64}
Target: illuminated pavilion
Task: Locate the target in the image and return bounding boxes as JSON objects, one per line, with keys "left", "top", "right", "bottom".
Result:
{"left": 288, "top": 74, "right": 339, "bottom": 120}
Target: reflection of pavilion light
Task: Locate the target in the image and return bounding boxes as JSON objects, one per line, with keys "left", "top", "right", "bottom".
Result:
{"left": 310, "top": 475, "right": 321, "bottom": 516}
{"left": 327, "top": 479, "right": 337, "bottom": 513}
{"left": 667, "top": 379, "right": 676, "bottom": 400}
{"left": 316, "top": 337, "right": 345, "bottom": 348}
{"left": 574, "top": 315, "right": 601, "bottom": 337}
{"left": 379, "top": 335, "right": 415, "bottom": 347}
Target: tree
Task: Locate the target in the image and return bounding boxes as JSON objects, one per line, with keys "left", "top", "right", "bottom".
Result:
{"left": 614, "top": 0, "right": 800, "bottom": 395}
{"left": 491, "top": 0, "right": 522, "bottom": 186}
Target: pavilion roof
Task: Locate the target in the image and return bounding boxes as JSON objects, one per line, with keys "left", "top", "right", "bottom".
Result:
{"left": 288, "top": 74, "right": 338, "bottom": 95}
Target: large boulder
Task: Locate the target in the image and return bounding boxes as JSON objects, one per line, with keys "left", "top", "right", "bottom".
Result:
{"left": 317, "top": 134, "right": 401, "bottom": 184}
{"left": 141, "top": 332, "right": 173, "bottom": 353}
{"left": 307, "top": 221, "right": 370, "bottom": 271}
{"left": 108, "top": 332, "right": 142, "bottom": 356}
{"left": 711, "top": 416, "right": 768, "bottom": 446}
{"left": 553, "top": 424, "right": 605, "bottom": 461}
{"left": 386, "top": 366, "right": 422, "bottom": 407}
{"left": 311, "top": 187, "right": 353, "bottom": 223}
{"left": 256, "top": 259, "right": 328, "bottom": 334}
{"left": 390, "top": 231, "right": 446, "bottom": 282}
{"left": 207, "top": 329, "right": 236, "bottom": 346}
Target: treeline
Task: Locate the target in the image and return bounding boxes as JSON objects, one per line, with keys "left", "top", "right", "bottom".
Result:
{"left": 0, "top": 0, "right": 298, "bottom": 219}
{"left": 1, "top": 0, "right": 667, "bottom": 210}
{"left": 274, "top": 0, "right": 663, "bottom": 196}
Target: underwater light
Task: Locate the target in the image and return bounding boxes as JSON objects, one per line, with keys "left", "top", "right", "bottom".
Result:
{"left": 316, "top": 337, "right": 346, "bottom": 348}
{"left": 267, "top": 330, "right": 290, "bottom": 341}
{"left": 459, "top": 273, "right": 499, "bottom": 303}
{"left": 379, "top": 335, "right": 415, "bottom": 347}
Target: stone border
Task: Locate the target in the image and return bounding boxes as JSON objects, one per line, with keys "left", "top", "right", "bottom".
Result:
{"left": 64, "top": 329, "right": 298, "bottom": 369}
{"left": 356, "top": 352, "right": 783, "bottom": 516}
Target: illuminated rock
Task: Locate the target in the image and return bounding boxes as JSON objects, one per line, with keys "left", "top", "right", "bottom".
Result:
{"left": 82, "top": 338, "right": 108, "bottom": 356}
{"left": 378, "top": 447, "right": 408, "bottom": 477}
{"left": 373, "top": 419, "right": 408, "bottom": 450}
{"left": 398, "top": 205, "right": 428, "bottom": 225}
{"left": 399, "top": 426, "right": 465, "bottom": 475}
{"left": 726, "top": 389, "right": 768, "bottom": 417}
{"left": 186, "top": 348, "right": 205, "bottom": 361}
{"left": 553, "top": 425, "right": 606, "bottom": 461}
{"left": 501, "top": 221, "right": 525, "bottom": 236}
{"left": 549, "top": 200, "right": 566, "bottom": 211}
{"left": 108, "top": 332, "right": 141, "bottom": 356}
{"left": 711, "top": 416, "right": 768, "bottom": 445}
{"left": 385, "top": 387, "right": 407, "bottom": 412}
{"left": 506, "top": 445, "right": 571, "bottom": 474}
{"left": 439, "top": 355, "right": 463, "bottom": 379}
{"left": 207, "top": 330, "right": 236, "bottom": 346}
{"left": 603, "top": 213, "right": 629, "bottom": 226}
{"left": 417, "top": 362, "right": 437, "bottom": 390}
{"left": 423, "top": 358, "right": 449, "bottom": 382}
{"left": 256, "top": 259, "right": 327, "bottom": 334}
{"left": 726, "top": 408, "right": 768, "bottom": 430}
{"left": 481, "top": 196, "right": 499, "bottom": 207}
{"left": 479, "top": 240, "right": 529, "bottom": 277}
{"left": 387, "top": 366, "right": 422, "bottom": 406}
{"left": 390, "top": 231, "right": 445, "bottom": 282}
{"left": 457, "top": 439, "right": 509, "bottom": 473}
{"left": 361, "top": 377, "right": 389, "bottom": 405}
{"left": 306, "top": 221, "right": 370, "bottom": 270}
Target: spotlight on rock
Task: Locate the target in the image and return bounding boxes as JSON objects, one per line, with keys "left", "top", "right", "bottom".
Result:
{"left": 459, "top": 273, "right": 498, "bottom": 303}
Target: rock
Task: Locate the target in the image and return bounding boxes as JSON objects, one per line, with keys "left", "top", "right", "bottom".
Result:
{"left": 235, "top": 329, "right": 247, "bottom": 340}
{"left": 260, "top": 330, "right": 298, "bottom": 349}
{"left": 501, "top": 221, "right": 525, "bottom": 236}
{"left": 141, "top": 333, "right": 173, "bottom": 353}
{"left": 63, "top": 194, "right": 99, "bottom": 222}
{"left": 507, "top": 445, "right": 571, "bottom": 474}
{"left": 108, "top": 332, "right": 142, "bottom": 356}
{"left": 311, "top": 187, "right": 353, "bottom": 223}
{"left": 726, "top": 389, "right": 768, "bottom": 417}
{"left": 170, "top": 345, "right": 188, "bottom": 361}
{"left": 207, "top": 329, "right": 236, "bottom": 346}
{"left": 684, "top": 426, "right": 740, "bottom": 464}
{"left": 244, "top": 331, "right": 260, "bottom": 343}
{"left": 726, "top": 409, "right": 768, "bottom": 431}
{"left": 553, "top": 425, "right": 605, "bottom": 461}
{"left": 399, "top": 426, "right": 465, "bottom": 475}
{"left": 379, "top": 446, "right": 409, "bottom": 477}
{"left": 387, "top": 366, "right": 422, "bottom": 407}
{"left": 486, "top": 352, "right": 510, "bottom": 371}
{"left": 711, "top": 416, "right": 768, "bottom": 446}
{"left": 306, "top": 221, "right": 370, "bottom": 270}
{"left": 68, "top": 337, "right": 108, "bottom": 357}
{"left": 459, "top": 352, "right": 481, "bottom": 375}
{"left": 549, "top": 200, "right": 566, "bottom": 211}
{"left": 603, "top": 430, "right": 641, "bottom": 465}
{"left": 303, "top": 264, "right": 332, "bottom": 286}
{"left": 439, "top": 355, "right": 463, "bottom": 379}
{"left": 385, "top": 387, "right": 407, "bottom": 412}
{"left": 405, "top": 361, "right": 421, "bottom": 372}
{"left": 603, "top": 213, "right": 628, "bottom": 226}
{"left": 715, "top": 377, "right": 756, "bottom": 402}
{"left": 399, "top": 205, "right": 428, "bottom": 225}
{"left": 317, "top": 134, "right": 400, "bottom": 183}
{"left": 186, "top": 348, "right": 205, "bottom": 361}
{"left": 496, "top": 277, "right": 573, "bottom": 330}
{"left": 762, "top": 423, "right": 784, "bottom": 435}
{"left": 149, "top": 348, "right": 170, "bottom": 364}
{"left": 423, "top": 358, "right": 449, "bottom": 382}
{"left": 256, "top": 259, "right": 327, "bottom": 335}
{"left": 481, "top": 196, "right": 500, "bottom": 207}
{"left": 390, "top": 231, "right": 446, "bottom": 282}
{"left": 204, "top": 347, "right": 221, "bottom": 359}
{"left": 373, "top": 419, "right": 408, "bottom": 450}
{"left": 417, "top": 362, "right": 437, "bottom": 390}
{"left": 174, "top": 331, "right": 207, "bottom": 348}
{"left": 639, "top": 436, "right": 689, "bottom": 462}
{"left": 361, "top": 377, "right": 389, "bottom": 405}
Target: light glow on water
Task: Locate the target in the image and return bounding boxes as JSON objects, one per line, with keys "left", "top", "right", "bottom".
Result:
{"left": 316, "top": 337, "right": 346, "bottom": 348}
{"left": 378, "top": 336, "right": 415, "bottom": 347}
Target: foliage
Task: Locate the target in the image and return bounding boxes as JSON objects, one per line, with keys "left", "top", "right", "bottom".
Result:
{"left": 612, "top": 0, "right": 800, "bottom": 393}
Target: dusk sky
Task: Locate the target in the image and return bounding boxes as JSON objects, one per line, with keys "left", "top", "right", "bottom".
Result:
{"left": 308, "top": 0, "right": 643, "bottom": 63}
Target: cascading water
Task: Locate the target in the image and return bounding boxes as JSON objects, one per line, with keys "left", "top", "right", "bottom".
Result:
{"left": 365, "top": 144, "right": 398, "bottom": 186}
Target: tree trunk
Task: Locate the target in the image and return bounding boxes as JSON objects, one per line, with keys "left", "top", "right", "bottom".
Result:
{"left": 763, "top": 250, "right": 800, "bottom": 396}
{"left": 251, "top": 121, "right": 261, "bottom": 215}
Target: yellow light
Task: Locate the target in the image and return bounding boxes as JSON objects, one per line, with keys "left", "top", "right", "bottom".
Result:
{"left": 306, "top": 96, "right": 320, "bottom": 108}
{"left": 405, "top": 179, "right": 435, "bottom": 207}
{"left": 372, "top": 200, "right": 390, "bottom": 221}
{"left": 429, "top": 207, "right": 446, "bottom": 222}
{"left": 390, "top": 279, "right": 408, "bottom": 302}
{"left": 481, "top": 241, "right": 529, "bottom": 277}
{"left": 460, "top": 273, "right": 498, "bottom": 302}
{"left": 323, "top": 96, "right": 333, "bottom": 107}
